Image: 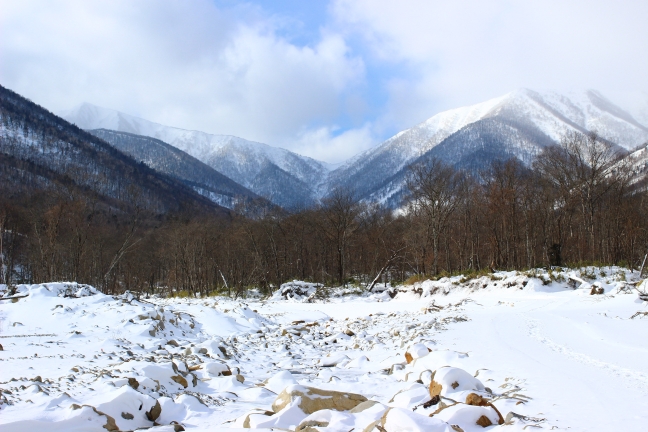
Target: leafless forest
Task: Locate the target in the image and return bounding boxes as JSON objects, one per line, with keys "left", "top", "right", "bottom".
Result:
{"left": 1, "top": 131, "right": 646, "bottom": 296}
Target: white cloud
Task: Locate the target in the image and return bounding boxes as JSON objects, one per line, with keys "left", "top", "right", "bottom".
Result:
{"left": 2, "top": 0, "right": 646, "bottom": 164}
{"left": 332, "top": 0, "right": 648, "bottom": 128}
{"left": 0, "top": 0, "right": 366, "bottom": 162}
{"left": 291, "top": 123, "right": 375, "bottom": 164}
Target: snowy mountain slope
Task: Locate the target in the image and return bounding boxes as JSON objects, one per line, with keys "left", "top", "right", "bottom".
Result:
{"left": 0, "top": 85, "right": 225, "bottom": 215}
{"left": 89, "top": 129, "right": 263, "bottom": 209}
{"left": 330, "top": 89, "right": 648, "bottom": 205}
{"left": 62, "top": 90, "right": 648, "bottom": 210}
{"left": 62, "top": 103, "right": 330, "bottom": 209}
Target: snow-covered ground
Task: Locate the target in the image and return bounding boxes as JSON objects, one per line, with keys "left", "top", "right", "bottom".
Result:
{"left": 1, "top": 268, "right": 647, "bottom": 431}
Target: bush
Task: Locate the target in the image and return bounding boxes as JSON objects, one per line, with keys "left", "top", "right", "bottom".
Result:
{"left": 404, "top": 274, "right": 428, "bottom": 285}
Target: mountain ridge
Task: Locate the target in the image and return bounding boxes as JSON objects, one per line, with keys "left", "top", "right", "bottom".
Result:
{"left": 61, "top": 88, "right": 648, "bottom": 209}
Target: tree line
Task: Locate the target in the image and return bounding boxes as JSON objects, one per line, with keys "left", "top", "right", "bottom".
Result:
{"left": 1, "top": 131, "right": 647, "bottom": 296}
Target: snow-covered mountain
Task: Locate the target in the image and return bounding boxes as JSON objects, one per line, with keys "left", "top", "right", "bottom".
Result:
{"left": 61, "top": 103, "right": 330, "bottom": 209}
{"left": 329, "top": 89, "right": 648, "bottom": 206}
{"left": 89, "top": 129, "right": 263, "bottom": 209}
{"left": 62, "top": 89, "right": 648, "bottom": 209}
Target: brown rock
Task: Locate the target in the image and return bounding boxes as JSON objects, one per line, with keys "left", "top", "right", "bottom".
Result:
{"left": 188, "top": 365, "right": 202, "bottom": 372}
{"left": 121, "top": 412, "right": 134, "bottom": 420}
{"left": 465, "top": 393, "right": 489, "bottom": 406}
{"left": 235, "top": 374, "right": 245, "bottom": 383}
{"left": 171, "top": 375, "right": 188, "bottom": 388}
{"left": 296, "top": 420, "right": 330, "bottom": 431}
{"left": 590, "top": 286, "right": 604, "bottom": 295}
{"left": 146, "top": 400, "right": 162, "bottom": 421}
{"left": 349, "top": 400, "right": 380, "bottom": 413}
{"left": 429, "top": 379, "right": 443, "bottom": 397}
{"left": 476, "top": 415, "right": 493, "bottom": 427}
{"left": 69, "top": 405, "right": 118, "bottom": 431}
{"left": 272, "top": 385, "right": 367, "bottom": 414}
{"left": 128, "top": 377, "right": 139, "bottom": 390}
{"left": 0, "top": 343, "right": 3, "bottom": 351}
{"left": 167, "top": 339, "right": 179, "bottom": 347}
{"left": 241, "top": 410, "right": 274, "bottom": 428}
{"left": 345, "top": 329, "right": 355, "bottom": 336}
{"left": 404, "top": 352, "right": 413, "bottom": 364}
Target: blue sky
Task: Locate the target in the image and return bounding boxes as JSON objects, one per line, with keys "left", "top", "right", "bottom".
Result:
{"left": 1, "top": 0, "right": 647, "bottom": 162}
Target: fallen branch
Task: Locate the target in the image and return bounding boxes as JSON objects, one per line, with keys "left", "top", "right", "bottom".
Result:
{"left": 0, "top": 294, "right": 29, "bottom": 301}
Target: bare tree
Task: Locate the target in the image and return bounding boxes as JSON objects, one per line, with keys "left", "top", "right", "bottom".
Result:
{"left": 406, "top": 158, "right": 462, "bottom": 275}
{"left": 319, "top": 187, "right": 363, "bottom": 285}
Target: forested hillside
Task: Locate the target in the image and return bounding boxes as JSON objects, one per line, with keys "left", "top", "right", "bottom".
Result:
{"left": 89, "top": 129, "right": 263, "bottom": 209}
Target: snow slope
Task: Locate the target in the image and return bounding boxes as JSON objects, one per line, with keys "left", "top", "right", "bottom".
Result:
{"left": 1, "top": 268, "right": 647, "bottom": 431}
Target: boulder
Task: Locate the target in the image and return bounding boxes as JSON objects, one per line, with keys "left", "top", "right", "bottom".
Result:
{"left": 429, "top": 367, "right": 485, "bottom": 397}
{"left": 71, "top": 404, "right": 119, "bottom": 431}
{"left": 476, "top": 415, "right": 492, "bottom": 427}
{"left": 171, "top": 375, "right": 188, "bottom": 388}
{"left": 127, "top": 377, "right": 139, "bottom": 390}
{"left": 465, "top": 393, "right": 488, "bottom": 406}
{"left": 204, "top": 362, "right": 230, "bottom": 377}
{"left": 379, "top": 407, "right": 456, "bottom": 431}
{"left": 590, "top": 285, "right": 605, "bottom": 295}
{"left": 405, "top": 343, "right": 431, "bottom": 364}
{"left": 146, "top": 400, "right": 161, "bottom": 421}
{"left": 272, "top": 385, "right": 367, "bottom": 414}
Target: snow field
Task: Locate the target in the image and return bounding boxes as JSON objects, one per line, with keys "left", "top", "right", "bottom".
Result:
{"left": 1, "top": 267, "right": 647, "bottom": 431}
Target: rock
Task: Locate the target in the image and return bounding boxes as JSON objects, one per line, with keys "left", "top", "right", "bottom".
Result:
{"left": 240, "top": 410, "right": 274, "bottom": 427}
{"left": 405, "top": 343, "right": 430, "bottom": 364}
{"left": 171, "top": 375, "right": 188, "bottom": 388}
{"left": 121, "top": 412, "right": 134, "bottom": 420}
{"left": 197, "top": 347, "right": 208, "bottom": 355}
{"left": 146, "top": 400, "right": 162, "bottom": 421}
{"left": 296, "top": 420, "right": 329, "bottom": 431}
{"left": 590, "top": 286, "right": 604, "bottom": 295}
{"left": 505, "top": 411, "right": 529, "bottom": 424}
{"left": 272, "top": 385, "right": 367, "bottom": 414}
{"left": 235, "top": 374, "right": 245, "bottom": 383}
{"left": 321, "top": 352, "right": 349, "bottom": 367}
{"left": 188, "top": 364, "right": 202, "bottom": 372}
{"left": 476, "top": 415, "right": 493, "bottom": 427}
{"left": 348, "top": 400, "right": 380, "bottom": 413}
{"left": 128, "top": 377, "right": 139, "bottom": 390}
{"left": 344, "top": 329, "right": 355, "bottom": 336}
{"left": 429, "top": 367, "right": 485, "bottom": 397}
{"left": 32, "top": 376, "right": 42, "bottom": 382}
{"left": 0, "top": 343, "right": 3, "bottom": 351}
{"left": 465, "top": 393, "right": 489, "bottom": 406}
{"left": 172, "top": 424, "right": 185, "bottom": 432}
{"left": 423, "top": 394, "right": 440, "bottom": 408}
{"left": 167, "top": 339, "right": 179, "bottom": 347}
{"left": 70, "top": 404, "right": 118, "bottom": 431}
{"left": 205, "top": 362, "right": 231, "bottom": 376}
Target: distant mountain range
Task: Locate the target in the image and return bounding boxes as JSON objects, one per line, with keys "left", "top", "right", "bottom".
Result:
{"left": 88, "top": 129, "right": 262, "bottom": 209}
{"left": 61, "top": 89, "right": 648, "bottom": 209}
{"left": 62, "top": 103, "right": 329, "bottom": 209}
